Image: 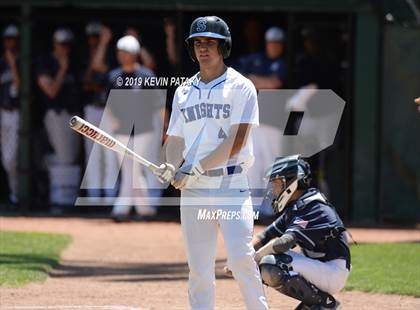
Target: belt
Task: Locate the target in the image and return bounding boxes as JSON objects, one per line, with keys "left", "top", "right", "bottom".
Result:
{"left": 202, "top": 165, "right": 243, "bottom": 177}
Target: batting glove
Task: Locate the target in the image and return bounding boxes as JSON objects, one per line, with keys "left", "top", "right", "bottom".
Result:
{"left": 171, "top": 162, "right": 205, "bottom": 189}
{"left": 154, "top": 163, "right": 176, "bottom": 183}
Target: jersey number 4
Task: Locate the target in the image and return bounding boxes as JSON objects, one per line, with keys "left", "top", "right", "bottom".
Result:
{"left": 218, "top": 128, "right": 227, "bottom": 139}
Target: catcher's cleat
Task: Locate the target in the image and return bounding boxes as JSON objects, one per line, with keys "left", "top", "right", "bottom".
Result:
{"left": 294, "top": 300, "right": 340, "bottom": 310}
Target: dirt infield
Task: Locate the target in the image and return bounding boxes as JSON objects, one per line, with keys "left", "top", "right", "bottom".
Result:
{"left": 0, "top": 217, "right": 419, "bottom": 310}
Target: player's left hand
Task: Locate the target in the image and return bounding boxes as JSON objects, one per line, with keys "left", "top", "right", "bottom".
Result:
{"left": 171, "top": 162, "right": 205, "bottom": 190}
{"left": 223, "top": 266, "right": 233, "bottom": 277}
{"left": 254, "top": 238, "right": 277, "bottom": 264}
{"left": 153, "top": 163, "right": 176, "bottom": 184}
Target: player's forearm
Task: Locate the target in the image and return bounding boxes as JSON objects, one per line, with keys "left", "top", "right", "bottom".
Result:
{"left": 163, "top": 136, "right": 185, "bottom": 169}
{"left": 49, "top": 69, "right": 67, "bottom": 98}
{"left": 255, "top": 233, "right": 296, "bottom": 261}
{"left": 249, "top": 75, "right": 283, "bottom": 89}
{"left": 9, "top": 62, "right": 20, "bottom": 91}
{"left": 38, "top": 69, "right": 66, "bottom": 99}
{"left": 166, "top": 34, "right": 178, "bottom": 66}
{"left": 199, "top": 123, "right": 251, "bottom": 170}
{"left": 91, "top": 45, "right": 109, "bottom": 73}
{"left": 140, "top": 48, "right": 157, "bottom": 71}
{"left": 272, "top": 233, "right": 296, "bottom": 253}
{"left": 199, "top": 135, "right": 237, "bottom": 170}
{"left": 255, "top": 224, "right": 283, "bottom": 248}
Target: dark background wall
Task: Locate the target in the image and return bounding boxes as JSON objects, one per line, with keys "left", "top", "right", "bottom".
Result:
{"left": 0, "top": 0, "right": 419, "bottom": 224}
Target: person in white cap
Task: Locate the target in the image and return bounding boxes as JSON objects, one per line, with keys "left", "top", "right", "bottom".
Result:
{"left": 0, "top": 24, "right": 20, "bottom": 204}
{"left": 238, "top": 26, "right": 286, "bottom": 89}
{"left": 81, "top": 21, "right": 118, "bottom": 200}
{"left": 105, "top": 35, "right": 161, "bottom": 221}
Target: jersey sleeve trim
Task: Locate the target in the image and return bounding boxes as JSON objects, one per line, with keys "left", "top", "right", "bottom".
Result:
{"left": 272, "top": 222, "right": 284, "bottom": 235}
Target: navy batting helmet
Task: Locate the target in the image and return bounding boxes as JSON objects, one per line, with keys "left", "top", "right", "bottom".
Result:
{"left": 185, "top": 16, "right": 232, "bottom": 61}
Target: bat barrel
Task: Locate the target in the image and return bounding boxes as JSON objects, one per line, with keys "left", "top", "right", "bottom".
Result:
{"left": 69, "top": 115, "right": 160, "bottom": 172}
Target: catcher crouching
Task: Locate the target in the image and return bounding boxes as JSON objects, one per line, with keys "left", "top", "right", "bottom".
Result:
{"left": 253, "top": 155, "right": 351, "bottom": 309}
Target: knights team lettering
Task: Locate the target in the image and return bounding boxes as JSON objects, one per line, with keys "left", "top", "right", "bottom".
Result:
{"left": 181, "top": 103, "right": 231, "bottom": 123}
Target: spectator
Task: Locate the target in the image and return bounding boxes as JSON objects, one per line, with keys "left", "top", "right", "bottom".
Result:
{"left": 106, "top": 35, "right": 161, "bottom": 221}
{"left": 286, "top": 28, "right": 341, "bottom": 196}
{"left": 36, "top": 28, "right": 81, "bottom": 205}
{"left": 163, "top": 17, "right": 179, "bottom": 68}
{"left": 243, "top": 16, "right": 263, "bottom": 54}
{"left": 36, "top": 28, "right": 81, "bottom": 165}
{"left": 293, "top": 28, "right": 340, "bottom": 91}
{"left": 0, "top": 24, "right": 20, "bottom": 204}
{"left": 238, "top": 26, "right": 286, "bottom": 89}
{"left": 238, "top": 27, "right": 286, "bottom": 215}
{"left": 125, "top": 27, "right": 157, "bottom": 71}
{"left": 81, "top": 21, "right": 118, "bottom": 200}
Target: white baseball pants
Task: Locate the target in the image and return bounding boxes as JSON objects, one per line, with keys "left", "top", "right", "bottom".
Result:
{"left": 111, "top": 132, "right": 157, "bottom": 216}
{"left": 287, "top": 250, "right": 350, "bottom": 295}
{"left": 82, "top": 105, "right": 119, "bottom": 197}
{"left": 44, "top": 109, "right": 80, "bottom": 165}
{"left": 1, "top": 109, "right": 19, "bottom": 201}
{"left": 180, "top": 177, "right": 269, "bottom": 310}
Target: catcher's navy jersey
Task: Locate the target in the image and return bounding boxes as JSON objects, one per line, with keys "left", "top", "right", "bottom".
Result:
{"left": 266, "top": 188, "right": 351, "bottom": 269}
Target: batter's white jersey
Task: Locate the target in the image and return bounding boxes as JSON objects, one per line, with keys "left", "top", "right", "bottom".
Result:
{"left": 167, "top": 67, "right": 259, "bottom": 169}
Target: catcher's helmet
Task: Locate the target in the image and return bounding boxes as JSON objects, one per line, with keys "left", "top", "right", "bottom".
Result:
{"left": 262, "top": 154, "right": 311, "bottom": 214}
{"left": 185, "top": 16, "right": 232, "bottom": 61}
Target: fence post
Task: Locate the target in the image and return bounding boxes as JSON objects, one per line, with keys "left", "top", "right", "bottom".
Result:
{"left": 18, "top": 3, "right": 32, "bottom": 212}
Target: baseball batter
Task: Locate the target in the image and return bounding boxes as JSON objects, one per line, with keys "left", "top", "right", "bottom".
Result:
{"left": 153, "top": 16, "right": 268, "bottom": 309}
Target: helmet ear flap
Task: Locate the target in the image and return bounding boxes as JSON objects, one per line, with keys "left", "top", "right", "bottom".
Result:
{"left": 219, "top": 38, "right": 232, "bottom": 58}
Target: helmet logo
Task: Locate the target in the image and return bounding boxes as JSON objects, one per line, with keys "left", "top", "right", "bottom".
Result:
{"left": 196, "top": 19, "right": 207, "bottom": 32}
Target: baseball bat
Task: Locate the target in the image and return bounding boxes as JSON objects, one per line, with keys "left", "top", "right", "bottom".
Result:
{"left": 69, "top": 115, "right": 160, "bottom": 174}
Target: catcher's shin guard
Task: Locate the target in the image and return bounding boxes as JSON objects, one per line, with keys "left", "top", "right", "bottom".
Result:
{"left": 259, "top": 254, "right": 338, "bottom": 309}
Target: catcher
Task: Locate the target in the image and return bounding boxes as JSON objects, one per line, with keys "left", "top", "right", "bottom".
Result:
{"left": 226, "top": 155, "right": 351, "bottom": 309}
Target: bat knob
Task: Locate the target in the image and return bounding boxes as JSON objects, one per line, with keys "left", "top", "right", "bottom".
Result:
{"left": 69, "top": 116, "right": 77, "bottom": 127}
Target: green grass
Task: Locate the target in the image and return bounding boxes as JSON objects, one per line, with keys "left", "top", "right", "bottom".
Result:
{"left": 346, "top": 243, "right": 420, "bottom": 296}
{"left": 0, "top": 231, "right": 71, "bottom": 287}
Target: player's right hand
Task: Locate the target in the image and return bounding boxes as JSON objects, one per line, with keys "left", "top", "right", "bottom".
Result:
{"left": 154, "top": 163, "right": 175, "bottom": 183}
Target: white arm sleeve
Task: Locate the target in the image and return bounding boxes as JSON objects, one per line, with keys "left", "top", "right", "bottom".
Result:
{"left": 230, "top": 81, "right": 259, "bottom": 126}
{"left": 166, "top": 88, "right": 185, "bottom": 137}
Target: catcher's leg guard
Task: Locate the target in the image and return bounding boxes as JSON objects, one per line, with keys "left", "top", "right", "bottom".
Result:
{"left": 259, "top": 254, "right": 338, "bottom": 309}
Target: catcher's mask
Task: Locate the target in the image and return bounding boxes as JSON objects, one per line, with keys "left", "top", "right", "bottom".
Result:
{"left": 261, "top": 154, "right": 311, "bottom": 214}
